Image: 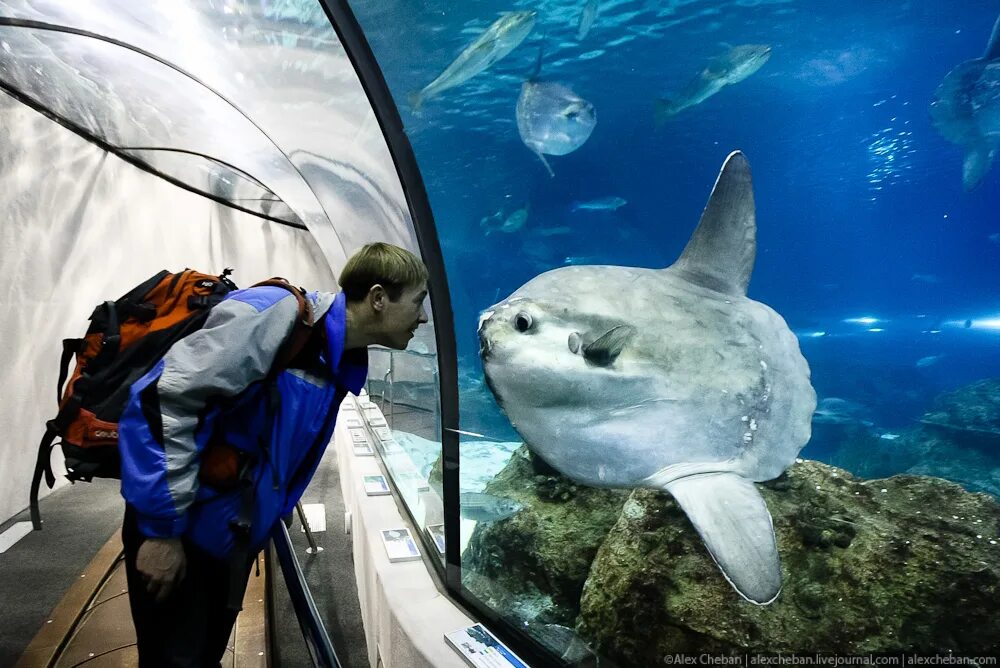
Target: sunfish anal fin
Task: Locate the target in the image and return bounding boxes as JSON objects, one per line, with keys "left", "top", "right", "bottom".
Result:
{"left": 662, "top": 471, "right": 782, "bottom": 605}
{"left": 667, "top": 150, "right": 756, "bottom": 297}
{"left": 534, "top": 150, "right": 555, "bottom": 178}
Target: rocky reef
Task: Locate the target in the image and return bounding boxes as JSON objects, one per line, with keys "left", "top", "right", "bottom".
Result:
{"left": 831, "top": 379, "right": 1000, "bottom": 497}
{"left": 464, "top": 450, "right": 1000, "bottom": 662}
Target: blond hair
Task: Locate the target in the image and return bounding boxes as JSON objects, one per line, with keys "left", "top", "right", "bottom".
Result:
{"left": 339, "top": 243, "right": 428, "bottom": 302}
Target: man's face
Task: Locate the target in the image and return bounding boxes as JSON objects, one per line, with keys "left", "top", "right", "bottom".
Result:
{"left": 377, "top": 282, "right": 429, "bottom": 350}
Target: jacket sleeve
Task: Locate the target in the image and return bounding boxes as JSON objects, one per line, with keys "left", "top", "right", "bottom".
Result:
{"left": 119, "top": 290, "right": 300, "bottom": 539}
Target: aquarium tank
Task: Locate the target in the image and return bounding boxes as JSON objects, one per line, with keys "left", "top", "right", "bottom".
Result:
{"left": 0, "top": 0, "right": 995, "bottom": 662}
{"left": 346, "top": 0, "right": 1000, "bottom": 663}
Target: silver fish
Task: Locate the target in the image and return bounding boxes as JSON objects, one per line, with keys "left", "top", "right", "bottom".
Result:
{"left": 460, "top": 492, "right": 524, "bottom": 523}
{"left": 410, "top": 11, "right": 536, "bottom": 109}
{"left": 571, "top": 196, "right": 627, "bottom": 212}
{"left": 655, "top": 44, "right": 772, "bottom": 121}
{"left": 575, "top": 0, "right": 599, "bottom": 42}
{"left": 930, "top": 13, "right": 1000, "bottom": 190}
{"left": 517, "top": 81, "right": 597, "bottom": 176}
{"left": 482, "top": 204, "right": 530, "bottom": 235}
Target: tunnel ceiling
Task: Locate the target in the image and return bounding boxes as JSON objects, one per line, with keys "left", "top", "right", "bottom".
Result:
{"left": 0, "top": 1, "right": 420, "bottom": 266}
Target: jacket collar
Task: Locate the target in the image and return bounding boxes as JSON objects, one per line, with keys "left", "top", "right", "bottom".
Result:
{"left": 322, "top": 292, "right": 368, "bottom": 394}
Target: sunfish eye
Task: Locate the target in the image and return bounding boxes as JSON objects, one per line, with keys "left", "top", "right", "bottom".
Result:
{"left": 514, "top": 312, "right": 533, "bottom": 332}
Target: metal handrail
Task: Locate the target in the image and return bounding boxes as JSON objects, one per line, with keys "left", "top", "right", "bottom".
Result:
{"left": 271, "top": 522, "right": 341, "bottom": 668}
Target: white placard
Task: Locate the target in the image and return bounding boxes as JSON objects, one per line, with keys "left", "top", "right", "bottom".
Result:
{"left": 444, "top": 624, "right": 530, "bottom": 668}
{"left": 380, "top": 528, "right": 421, "bottom": 562}
{"left": 363, "top": 474, "right": 391, "bottom": 496}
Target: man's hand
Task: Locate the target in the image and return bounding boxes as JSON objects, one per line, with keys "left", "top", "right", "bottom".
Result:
{"left": 135, "top": 538, "right": 186, "bottom": 603}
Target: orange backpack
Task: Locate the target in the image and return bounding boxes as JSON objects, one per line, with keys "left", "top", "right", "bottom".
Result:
{"left": 28, "top": 269, "right": 312, "bottom": 530}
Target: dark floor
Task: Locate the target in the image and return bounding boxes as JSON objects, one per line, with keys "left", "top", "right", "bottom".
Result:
{"left": 1, "top": 441, "right": 369, "bottom": 668}
{"left": 0, "top": 477, "right": 122, "bottom": 666}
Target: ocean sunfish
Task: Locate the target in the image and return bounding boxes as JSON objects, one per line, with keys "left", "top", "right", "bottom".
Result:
{"left": 478, "top": 151, "right": 816, "bottom": 604}
{"left": 930, "top": 12, "right": 1000, "bottom": 190}
{"left": 517, "top": 80, "right": 596, "bottom": 177}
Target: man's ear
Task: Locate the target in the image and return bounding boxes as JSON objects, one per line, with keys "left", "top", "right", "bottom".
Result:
{"left": 368, "top": 284, "right": 387, "bottom": 312}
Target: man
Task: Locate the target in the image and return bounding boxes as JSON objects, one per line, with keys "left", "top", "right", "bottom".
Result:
{"left": 118, "top": 242, "right": 429, "bottom": 666}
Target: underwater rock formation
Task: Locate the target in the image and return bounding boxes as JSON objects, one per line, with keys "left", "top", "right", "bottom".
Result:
{"left": 831, "top": 378, "right": 1000, "bottom": 497}
{"left": 463, "top": 446, "right": 629, "bottom": 625}
{"left": 464, "top": 450, "right": 1000, "bottom": 660}
{"left": 919, "top": 378, "right": 1000, "bottom": 445}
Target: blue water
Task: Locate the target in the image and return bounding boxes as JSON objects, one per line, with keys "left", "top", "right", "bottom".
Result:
{"left": 351, "top": 1, "right": 1000, "bottom": 444}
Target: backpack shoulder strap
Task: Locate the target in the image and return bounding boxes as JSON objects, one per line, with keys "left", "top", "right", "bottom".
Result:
{"left": 250, "top": 278, "right": 314, "bottom": 372}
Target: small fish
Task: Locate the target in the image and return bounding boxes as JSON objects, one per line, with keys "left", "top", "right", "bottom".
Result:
{"left": 575, "top": 0, "right": 599, "bottom": 41}
{"left": 655, "top": 44, "right": 772, "bottom": 122}
{"left": 571, "top": 196, "right": 627, "bottom": 212}
{"left": 481, "top": 204, "right": 530, "bottom": 235}
{"left": 460, "top": 492, "right": 524, "bottom": 523}
{"left": 916, "top": 354, "right": 944, "bottom": 368}
{"left": 812, "top": 397, "right": 873, "bottom": 426}
{"left": 409, "top": 11, "right": 536, "bottom": 109}
{"left": 879, "top": 432, "right": 901, "bottom": 441}
{"left": 911, "top": 273, "right": 940, "bottom": 284}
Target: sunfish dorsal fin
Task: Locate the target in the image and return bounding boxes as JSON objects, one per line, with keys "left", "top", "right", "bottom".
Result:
{"left": 984, "top": 12, "right": 1000, "bottom": 60}
{"left": 663, "top": 471, "right": 782, "bottom": 604}
{"left": 668, "top": 151, "right": 756, "bottom": 297}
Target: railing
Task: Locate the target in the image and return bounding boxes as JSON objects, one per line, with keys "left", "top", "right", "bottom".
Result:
{"left": 270, "top": 522, "right": 342, "bottom": 668}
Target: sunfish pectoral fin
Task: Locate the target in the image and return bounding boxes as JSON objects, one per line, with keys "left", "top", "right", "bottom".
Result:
{"left": 962, "top": 144, "right": 996, "bottom": 191}
{"left": 662, "top": 471, "right": 782, "bottom": 604}
{"left": 582, "top": 324, "right": 636, "bottom": 366}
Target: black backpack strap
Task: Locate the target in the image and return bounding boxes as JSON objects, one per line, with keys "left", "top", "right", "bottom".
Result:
{"left": 57, "top": 338, "right": 83, "bottom": 404}
{"left": 226, "top": 451, "right": 259, "bottom": 611}
{"left": 32, "top": 338, "right": 87, "bottom": 530}
{"left": 250, "top": 278, "right": 315, "bottom": 372}
{"left": 28, "top": 424, "right": 60, "bottom": 530}
{"left": 90, "top": 301, "right": 121, "bottom": 368}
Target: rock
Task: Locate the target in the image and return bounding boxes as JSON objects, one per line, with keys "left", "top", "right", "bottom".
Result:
{"left": 920, "top": 379, "right": 1000, "bottom": 443}
{"left": 829, "top": 379, "right": 1000, "bottom": 497}
{"left": 463, "top": 447, "right": 629, "bottom": 625}
{"left": 463, "top": 450, "right": 1000, "bottom": 661}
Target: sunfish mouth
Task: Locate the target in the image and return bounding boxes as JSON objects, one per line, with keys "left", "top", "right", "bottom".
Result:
{"left": 478, "top": 309, "right": 495, "bottom": 358}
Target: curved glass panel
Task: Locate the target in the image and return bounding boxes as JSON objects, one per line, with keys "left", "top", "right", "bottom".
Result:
{"left": 353, "top": 0, "right": 1000, "bottom": 664}
{"left": 0, "top": 24, "right": 310, "bottom": 225}
{"left": 0, "top": 0, "right": 424, "bottom": 269}
{"left": 121, "top": 148, "right": 303, "bottom": 225}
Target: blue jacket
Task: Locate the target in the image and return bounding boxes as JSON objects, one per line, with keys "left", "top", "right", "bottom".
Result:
{"left": 119, "top": 286, "right": 367, "bottom": 559}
